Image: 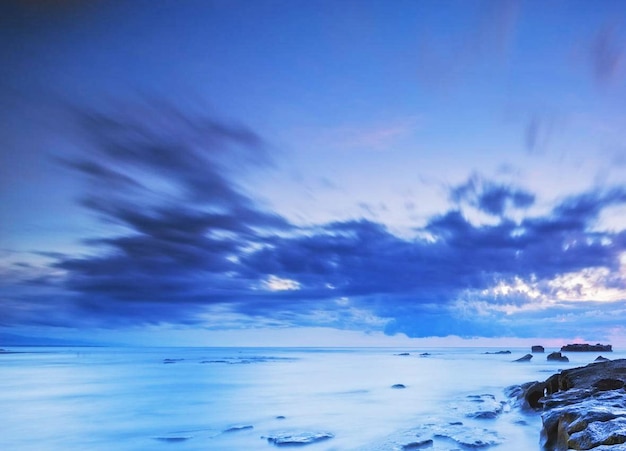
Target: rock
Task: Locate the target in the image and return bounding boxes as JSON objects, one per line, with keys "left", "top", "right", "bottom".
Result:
{"left": 265, "top": 432, "right": 334, "bottom": 446}
{"left": 153, "top": 436, "right": 192, "bottom": 442}
{"left": 547, "top": 352, "right": 569, "bottom": 362}
{"left": 396, "top": 352, "right": 411, "bottom": 356}
{"left": 514, "top": 354, "right": 533, "bottom": 362}
{"left": 223, "top": 424, "right": 253, "bottom": 433}
{"left": 561, "top": 343, "right": 613, "bottom": 352}
{"left": 275, "top": 415, "right": 286, "bottom": 420}
{"left": 460, "top": 394, "right": 505, "bottom": 419}
{"left": 420, "top": 353, "right": 431, "bottom": 357}
{"left": 484, "top": 350, "right": 511, "bottom": 354}
{"left": 162, "top": 358, "right": 184, "bottom": 364}
{"left": 431, "top": 423, "right": 503, "bottom": 448}
{"left": 593, "top": 378, "right": 625, "bottom": 391}
{"left": 392, "top": 384, "right": 407, "bottom": 389}
{"left": 532, "top": 345, "right": 545, "bottom": 353}
{"left": 401, "top": 439, "right": 434, "bottom": 449}
{"left": 597, "top": 356, "right": 611, "bottom": 362}
{"left": 515, "top": 359, "right": 626, "bottom": 451}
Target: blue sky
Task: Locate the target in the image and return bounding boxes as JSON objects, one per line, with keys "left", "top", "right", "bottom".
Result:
{"left": 2, "top": 0, "right": 626, "bottom": 346}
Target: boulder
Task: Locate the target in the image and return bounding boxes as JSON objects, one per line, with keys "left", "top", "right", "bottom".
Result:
{"left": 561, "top": 343, "right": 613, "bottom": 352}
{"left": 547, "top": 352, "right": 569, "bottom": 362}
{"left": 596, "top": 356, "right": 611, "bottom": 362}
{"left": 514, "top": 354, "right": 533, "bottom": 362}
{"left": 392, "top": 384, "right": 407, "bottom": 389}
{"left": 532, "top": 345, "right": 545, "bottom": 353}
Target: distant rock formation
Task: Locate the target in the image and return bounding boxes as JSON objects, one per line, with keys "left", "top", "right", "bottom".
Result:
{"left": 509, "top": 359, "right": 626, "bottom": 450}
{"left": 547, "top": 352, "right": 569, "bottom": 362}
{"left": 531, "top": 345, "right": 545, "bottom": 353}
{"left": 484, "top": 350, "right": 511, "bottom": 354}
{"left": 560, "top": 343, "right": 612, "bottom": 352}
{"left": 513, "top": 354, "right": 533, "bottom": 362}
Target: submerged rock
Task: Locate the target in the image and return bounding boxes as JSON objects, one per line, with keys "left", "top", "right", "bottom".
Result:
{"left": 532, "top": 345, "right": 545, "bottom": 353}
{"left": 514, "top": 354, "right": 533, "bottom": 362}
{"left": 457, "top": 394, "right": 506, "bottom": 420}
{"left": 561, "top": 343, "right": 613, "bottom": 352}
{"left": 162, "top": 358, "right": 184, "bottom": 364}
{"left": 392, "top": 384, "right": 407, "bottom": 389}
{"left": 514, "top": 358, "right": 626, "bottom": 451}
{"left": 396, "top": 352, "right": 411, "bottom": 356}
{"left": 431, "top": 423, "right": 503, "bottom": 447}
{"left": 547, "top": 351, "right": 569, "bottom": 362}
{"left": 265, "top": 431, "right": 334, "bottom": 446}
{"left": 223, "top": 424, "right": 253, "bottom": 433}
{"left": 153, "top": 436, "right": 192, "bottom": 442}
{"left": 484, "top": 350, "right": 511, "bottom": 355}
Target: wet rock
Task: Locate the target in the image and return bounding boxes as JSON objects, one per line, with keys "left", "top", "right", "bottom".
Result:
{"left": 545, "top": 351, "right": 565, "bottom": 362}
{"left": 593, "top": 378, "right": 625, "bottom": 391}
{"left": 513, "top": 354, "right": 533, "bottom": 362}
{"left": 532, "top": 345, "right": 545, "bottom": 353}
{"left": 516, "top": 359, "right": 626, "bottom": 451}
{"left": 265, "top": 431, "right": 334, "bottom": 446}
{"left": 484, "top": 350, "right": 511, "bottom": 355}
{"left": 431, "top": 423, "right": 503, "bottom": 447}
{"left": 420, "top": 353, "right": 431, "bottom": 357}
{"left": 162, "top": 358, "right": 184, "bottom": 364}
{"left": 561, "top": 343, "right": 613, "bottom": 352}
{"left": 597, "top": 356, "right": 611, "bottom": 362}
{"left": 460, "top": 394, "right": 505, "bottom": 419}
{"left": 396, "top": 352, "right": 411, "bottom": 356}
{"left": 275, "top": 415, "right": 286, "bottom": 420}
{"left": 392, "top": 384, "right": 407, "bottom": 389}
{"left": 223, "top": 424, "right": 253, "bottom": 433}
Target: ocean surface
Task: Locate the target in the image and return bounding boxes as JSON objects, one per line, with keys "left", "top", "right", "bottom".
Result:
{"left": 1, "top": 346, "right": 623, "bottom": 450}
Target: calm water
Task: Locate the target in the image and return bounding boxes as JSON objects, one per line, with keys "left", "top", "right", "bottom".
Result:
{"left": 1, "top": 346, "right": 622, "bottom": 450}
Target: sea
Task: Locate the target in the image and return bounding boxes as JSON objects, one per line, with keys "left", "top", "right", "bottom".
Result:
{"left": 1, "top": 346, "right": 623, "bottom": 450}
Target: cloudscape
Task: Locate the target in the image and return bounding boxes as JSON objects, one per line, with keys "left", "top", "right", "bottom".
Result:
{"left": 2, "top": 0, "right": 626, "bottom": 346}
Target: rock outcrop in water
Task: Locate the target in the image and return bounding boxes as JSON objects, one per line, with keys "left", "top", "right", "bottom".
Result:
{"left": 512, "top": 359, "right": 626, "bottom": 450}
{"left": 547, "top": 351, "right": 569, "bottom": 362}
{"left": 532, "top": 345, "right": 545, "bottom": 353}
{"left": 514, "top": 353, "right": 533, "bottom": 362}
{"left": 561, "top": 343, "right": 613, "bottom": 352}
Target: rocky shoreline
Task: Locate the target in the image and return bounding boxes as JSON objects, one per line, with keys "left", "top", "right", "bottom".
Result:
{"left": 509, "top": 358, "right": 626, "bottom": 450}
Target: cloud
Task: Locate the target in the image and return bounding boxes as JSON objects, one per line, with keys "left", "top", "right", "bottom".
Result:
{"left": 5, "top": 102, "right": 626, "bottom": 340}
{"left": 449, "top": 174, "right": 535, "bottom": 216}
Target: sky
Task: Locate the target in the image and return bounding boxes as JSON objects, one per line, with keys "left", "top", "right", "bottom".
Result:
{"left": 2, "top": 0, "right": 626, "bottom": 347}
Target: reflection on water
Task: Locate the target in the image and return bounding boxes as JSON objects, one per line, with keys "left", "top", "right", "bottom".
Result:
{"left": 1, "top": 346, "right": 619, "bottom": 450}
